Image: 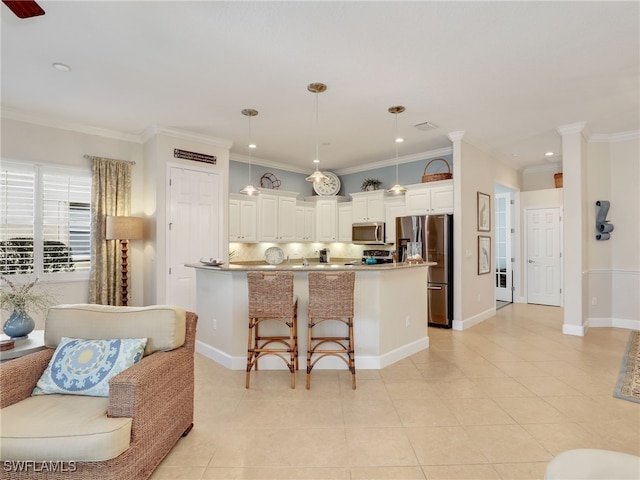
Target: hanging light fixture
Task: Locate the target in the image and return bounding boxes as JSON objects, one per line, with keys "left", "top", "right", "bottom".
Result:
{"left": 305, "top": 82, "right": 329, "bottom": 183}
{"left": 240, "top": 108, "right": 259, "bottom": 196}
{"left": 387, "top": 105, "right": 407, "bottom": 195}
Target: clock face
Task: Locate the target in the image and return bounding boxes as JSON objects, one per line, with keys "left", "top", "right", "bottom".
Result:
{"left": 313, "top": 171, "right": 341, "bottom": 196}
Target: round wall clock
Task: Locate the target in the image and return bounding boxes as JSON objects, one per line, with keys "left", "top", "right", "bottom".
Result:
{"left": 313, "top": 171, "right": 341, "bottom": 196}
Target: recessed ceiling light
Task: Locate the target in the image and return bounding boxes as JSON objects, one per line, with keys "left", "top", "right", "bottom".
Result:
{"left": 545, "top": 151, "right": 554, "bottom": 156}
{"left": 395, "top": 137, "right": 404, "bottom": 143}
{"left": 52, "top": 62, "right": 71, "bottom": 72}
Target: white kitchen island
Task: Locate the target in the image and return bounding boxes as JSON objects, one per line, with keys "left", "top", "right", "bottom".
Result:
{"left": 188, "top": 261, "right": 432, "bottom": 370}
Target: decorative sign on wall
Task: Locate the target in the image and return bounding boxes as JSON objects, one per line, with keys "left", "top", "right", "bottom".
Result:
{"left": 173, "top": 149, "right": 217, "bottom": 165}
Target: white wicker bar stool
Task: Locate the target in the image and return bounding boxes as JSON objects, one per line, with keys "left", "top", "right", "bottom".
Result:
{"left": 306, "top": 271, "right": 356, "bottom": 389}
{"left": 246, "top": 271, "right": 298, "bottom": 389}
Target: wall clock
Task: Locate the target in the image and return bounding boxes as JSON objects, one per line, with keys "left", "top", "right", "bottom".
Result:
{"left": 313, "top": 171, "right": 341, "bottom": 196}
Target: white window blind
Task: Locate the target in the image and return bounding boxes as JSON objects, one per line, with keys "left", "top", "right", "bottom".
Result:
{"left": 1, "top": 161, "right": 91, "bottom": 277}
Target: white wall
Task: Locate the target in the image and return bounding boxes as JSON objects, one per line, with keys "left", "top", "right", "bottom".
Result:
{"left": 587, "top": 137, "right": 640, "bottom": 329}
{"left": 522, "top": 164, "right": 563, "bottom": 191}
{"left": 0, "top": 118, "right": 144, "bottom": 326}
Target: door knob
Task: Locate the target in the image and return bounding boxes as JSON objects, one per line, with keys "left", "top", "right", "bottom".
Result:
{"left": 528, "top": 259, "right": 535, "bottom": 263}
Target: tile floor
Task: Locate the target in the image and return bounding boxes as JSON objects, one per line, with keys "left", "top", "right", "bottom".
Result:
{"left": 151, "top": 303, "right": 640, "bottom": 479}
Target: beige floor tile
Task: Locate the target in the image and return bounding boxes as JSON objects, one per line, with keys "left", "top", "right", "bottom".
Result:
{"left": 470, "top": 377, "right": 536, "bottom": 398}
{"left": 513, "top": 376, "right": 583, "bottom": 396}
{"left": 350, "top": 466, "right": 426, "bottom": 479}
{"left": 341, "top": 398, "right": 402, "bottom": 427}
{"left": 207, "top": 428, "right": 348, "bottom": 467}
{"left": 494, "top": 396, "right": 569, "bottom": 424}
{"left": 201, "top": 466, "right": 349, "bottom": 479}
{"left": 446, "top": 397, "right": 515, "bottom": 426}
{"left": 405, "top": 426, "right": 488, "bottom": 465}
{"left": 160, "top": 428, "right": 217, "bottom": 467}
{"left": 492, "top": 462, "right": 549, "bottom": 480}
{"left": 522, "top": 422, "right": 602, "bottom": 455}
{"left": 415, "top": 362, "right": 466, "bottom": 380}
{"left": 430, "top": 377, "right": 487, "bottom": 399}
{"left": 542, "top": 395, "right": 622, "bottom": 423}
{"left": 464, "top": 425, "right": 552, "bottom": 463}
{"left": 383, "top": 381, "right": 440, "bottom": 400}
{"left": 393, "top": 397, "right": 460, "bottom": 427}
{"left": 150, "top": 466, "right": 206, "bottom": 480}
{"left": 421, "top": 464, "right": 500, "bottom": 479}
{"left": 346, "top": 427, "right": 419, "bottom": 466}
{"left": 493, "top": 361, "right": 551, "bottom": 377}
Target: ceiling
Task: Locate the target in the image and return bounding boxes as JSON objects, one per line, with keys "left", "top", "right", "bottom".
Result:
{"left": 2, "top": 1, "right": 638, "bottom": 174}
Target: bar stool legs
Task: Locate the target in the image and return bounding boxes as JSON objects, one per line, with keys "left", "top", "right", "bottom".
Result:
{"left": 246, "top": 272, "right": 298, "bottom": 389}
{"left": 306, "top": 272, "right": 356, "bottom": 390}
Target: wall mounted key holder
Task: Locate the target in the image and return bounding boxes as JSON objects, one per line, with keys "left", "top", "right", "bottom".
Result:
{"left": 595, "top": 200, "right": 614, "bottom": 240}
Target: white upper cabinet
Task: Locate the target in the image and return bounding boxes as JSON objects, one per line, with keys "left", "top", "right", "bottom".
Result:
{"left": 258, "top": 191, "right": 298, "bottom": 242}
{"left": 384, "top": 197, "right": 406, "bottom": 244}
{"left": 229, "top": 194, "right": 257, "bottom": 242}
{"left": 338, "top": 203, "right": 353, "bottom": 242}
{"left": 314, "top": 199, "right": 341, "bottom": 242}
{"left": 405, "top": 180, "right": 453, "bottom": 215}
{"left": 351, "top": 191, "right": 385, "bottom": 222}
{"left": 295, "top": 201, "right": 315, "bottom": 242}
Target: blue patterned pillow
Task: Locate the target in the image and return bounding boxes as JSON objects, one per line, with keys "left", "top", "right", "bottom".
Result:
{"left": 32, "top": 337, "right": 147, "bottom": 397}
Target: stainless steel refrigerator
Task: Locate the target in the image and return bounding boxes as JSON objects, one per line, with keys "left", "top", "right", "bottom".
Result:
{"left": 396, "top": 214, "right": 453, "bottom": 328}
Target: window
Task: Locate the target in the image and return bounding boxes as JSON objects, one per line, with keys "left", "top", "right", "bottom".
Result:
{"left": 0, "top": 160, "right": 92, "bottom": 277}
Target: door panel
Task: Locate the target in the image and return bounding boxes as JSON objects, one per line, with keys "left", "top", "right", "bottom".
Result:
{"left": 526, "top": 208, "right": 561, "bottom": 306}
{"left": 495, "top": 193, "right": 512, "bottom": 302}
{"left": 168, "top": 167, "right": 221, "bottom": 311}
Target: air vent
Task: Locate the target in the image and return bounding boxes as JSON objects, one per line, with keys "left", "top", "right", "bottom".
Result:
{"left": 414, "top": 121, "right": 438, "bottom": 131}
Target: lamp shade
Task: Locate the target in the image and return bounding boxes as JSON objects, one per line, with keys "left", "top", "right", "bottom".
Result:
{"left": 105, "top": 216, "right": 144, "bottom": 240}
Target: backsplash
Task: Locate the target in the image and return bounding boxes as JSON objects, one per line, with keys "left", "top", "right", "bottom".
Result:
{"left": 229, "top": 243, "right": 370, "bottom": 263}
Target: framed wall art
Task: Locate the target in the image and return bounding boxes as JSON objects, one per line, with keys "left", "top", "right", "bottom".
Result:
{"left": 477, "top": 191, "right": 491, "bottom": 232}
{"left": 478, "top": 235, "right": 491, "bottom": 275}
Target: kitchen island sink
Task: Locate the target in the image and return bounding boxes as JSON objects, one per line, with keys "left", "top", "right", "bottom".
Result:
{"left": 187, "top": 262, "right": 432, "bottom": 371}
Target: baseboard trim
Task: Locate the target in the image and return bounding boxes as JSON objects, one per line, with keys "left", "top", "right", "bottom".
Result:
{"left": 562, "top": 322, "right": 586, "bottom": 336}
{"left": 196, "top": 337, "right": 429, "bottom": 370}
{"left": 452, "top": 307, "right": 495, "bottom": 331}
{"left": 588, "top": 317, "right": 640, "bottom": 330}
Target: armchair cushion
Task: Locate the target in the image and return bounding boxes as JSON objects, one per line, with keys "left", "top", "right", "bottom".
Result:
{"left": 1, "top": 394, "right": 132, "bottom": 461}
{"left": 45, "top": 304, "right": 186, "bottom": 355}
{"left": 32, "top": 337, "right": 147, "bottom": 397}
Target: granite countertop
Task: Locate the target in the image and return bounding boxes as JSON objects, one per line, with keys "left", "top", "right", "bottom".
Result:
{"left": 187, "top": 258, "right": 435, "bottom": 272}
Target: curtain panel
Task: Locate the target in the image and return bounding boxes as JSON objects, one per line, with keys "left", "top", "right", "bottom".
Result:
{"left": 88, "top": 158, "right": 132, "bottom": 305}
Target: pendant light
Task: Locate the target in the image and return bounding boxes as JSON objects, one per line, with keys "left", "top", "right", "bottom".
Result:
{"left": 387, "top": 105, "right": 407, "bottom": 195}
{"left": 240, "top": 108, "right": 259, "bottom": 196}
{"left": 305, "top": 82, "right": 329, "bottom": 183}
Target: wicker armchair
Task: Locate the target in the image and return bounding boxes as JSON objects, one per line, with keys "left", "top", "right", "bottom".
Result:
{"left": 0, "top": 309, "right": 198, "bottom": 480}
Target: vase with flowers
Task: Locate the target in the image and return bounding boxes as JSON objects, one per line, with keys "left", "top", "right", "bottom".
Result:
{"left": 0, "top": 275, "right": 56, "bottom": 340}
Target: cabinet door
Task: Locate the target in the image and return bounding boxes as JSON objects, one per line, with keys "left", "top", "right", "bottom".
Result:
{"left": 316, "top": 201, "right": 337, "bottom": 242}
{"left": 239, "top": 200, "right": 257, "bottom": 242}
{"left": 258, "top": 194, "right": 278, "bottom": 241}
{"left": 229, "top": 199, "right": 240, "bottom": 241}
{"left": 384, "top": 200, "right": 406, "bottom": 244}
{"left": 366, "top": 196, "right": 385, "bottom": 221}
{"left": 430, "top": 185, "right": 454, "bottom": 214}
{"left": 352, "top": 197, "right": 368, "bottom": 222}
{"left": 405, "top": 189, "right": 431, "bottom": 215}
{"left": 303, "top": 206, "right": 315, "bottom": 241}
{"left": 277, "top": 196, "right": 296, "bottom": 241}
{"left": 338, "top": 204, "right": 353, "bottom": 242}
{"left": 295, "top": 205, "right": 306, "bottom": 241}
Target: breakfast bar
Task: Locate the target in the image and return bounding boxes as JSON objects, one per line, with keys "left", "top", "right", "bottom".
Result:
{"left": 188, "top": 261, "right": 432, "bottom": 370}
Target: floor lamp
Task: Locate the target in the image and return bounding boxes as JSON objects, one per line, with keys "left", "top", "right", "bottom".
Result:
{"left": 105, "top": 215, "right": 144, "bottom": 306}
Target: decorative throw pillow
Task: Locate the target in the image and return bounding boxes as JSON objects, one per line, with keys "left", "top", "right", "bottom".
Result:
{"left": 32, "top": 337, "right": 147, "bottom": 397}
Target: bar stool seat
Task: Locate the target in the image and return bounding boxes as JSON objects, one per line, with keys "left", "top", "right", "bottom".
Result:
{"left": 246, "top": 271, "right": 298, "bottom": 389}
{"left": 306, "top": 271, "right": 356, "bottom": 389}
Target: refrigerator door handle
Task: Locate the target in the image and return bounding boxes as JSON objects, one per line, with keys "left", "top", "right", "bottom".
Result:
{"left": 428, "top": 285, "right": 443, "bottom": 290}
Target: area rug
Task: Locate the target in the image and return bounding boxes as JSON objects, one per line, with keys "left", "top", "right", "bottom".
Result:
{"left": 614, "top": 331, "right": 640, "bottom": 404}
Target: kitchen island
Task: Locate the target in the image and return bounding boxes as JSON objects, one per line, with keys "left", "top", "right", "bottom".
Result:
{"left": 188, "top": 261, "right": 433, "bottom": 370}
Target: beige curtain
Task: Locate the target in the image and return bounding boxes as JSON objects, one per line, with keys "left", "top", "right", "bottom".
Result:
{"left": 88, "top": 158, "right": 132, "bottom": 305}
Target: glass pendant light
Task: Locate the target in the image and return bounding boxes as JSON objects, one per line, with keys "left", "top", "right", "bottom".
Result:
{"left": 305, "top": 82, "right": 329, "bottom": 183}
{"left": 387, "top": 105, "right": 407, "bottom": 195}
{"left": 240, "top": 108, "right": 259, "bottom": 196}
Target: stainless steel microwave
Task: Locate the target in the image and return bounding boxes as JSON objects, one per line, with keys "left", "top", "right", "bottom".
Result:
{"left": 352, "top": 222, "right": 386, "bottom": 245}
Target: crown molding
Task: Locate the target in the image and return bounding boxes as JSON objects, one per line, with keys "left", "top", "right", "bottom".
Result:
{"left": 1, "top": 107, "right": 143, "bottom": 143}
{"left": 556, "top": 121, "right": 587, "bottom": 137}
{"left": 447, "top": 131, "right": 466, "bottom": 142}
{"left": 142, "top": 126, "right": 233, "bottom": 149}
{"left": 589, "top": 130, "right": 640, "bottom": 143}
{"left": 333, "top": 147, "right": 453, "bottom": 175}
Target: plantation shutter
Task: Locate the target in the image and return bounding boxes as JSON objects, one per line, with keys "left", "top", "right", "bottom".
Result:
{"left": 42, "top": 169, "right": 92, "bottom": 273}
{"left": 0, "top": 162, "right": 36, "bottom": 274}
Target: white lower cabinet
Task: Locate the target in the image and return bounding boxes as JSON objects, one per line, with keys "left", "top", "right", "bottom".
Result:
{"left": 229, "top": 195, "right": 257, "bottom": 242}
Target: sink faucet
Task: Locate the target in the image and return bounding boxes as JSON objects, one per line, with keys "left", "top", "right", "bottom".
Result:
{"left": 302, "top": 256, "right": 309, "bottom": 266}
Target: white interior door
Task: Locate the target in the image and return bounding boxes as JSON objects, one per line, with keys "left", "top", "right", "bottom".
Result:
{"left": 526, "top": 207, "right": 561, "bottom": 306}
{"left": 495, "top": 192, "right": 512, "bottom": 302}
{"left": 168, "top": 166, "right": 221, "bottom": 311}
